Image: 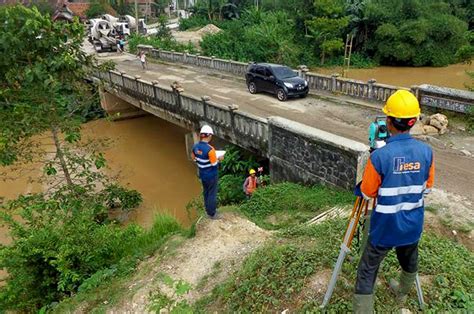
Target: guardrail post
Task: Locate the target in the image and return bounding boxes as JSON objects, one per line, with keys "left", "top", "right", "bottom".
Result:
{"left": 211, "top": 56, "right": 215, "bottom": 69}
{"left": 202, "top": 96, "right": 211, "bottom": 119}
{"left": 228, "top": 104, "right": 239, "bottom": 130}
{"left": 134, "top": 75, "right": 141, "bottom": 93}
{"left": 152, "top": 80, "right": 159, "bottom": 99}
{"left": 331, "top": 73, "right": 340, "bottom": 93}
{"left": 171, "top": 82, "right": 184, "bottom": 111}
{"left": 196, "top": 53, "right": 201, "bottom": 67}
{"left": 183, "top": 50, "right": 188, "bottom": 63}
{"left": 120, "top": 71, "right": 126, "bottom": 87}
{"left": 410, "top": 85, "right": 419, "bottom": 99}
{"left": 368, "top": 78, "right": 377, "bottom": 100}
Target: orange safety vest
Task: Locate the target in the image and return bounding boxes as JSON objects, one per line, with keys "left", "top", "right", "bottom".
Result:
{"left": 246, "top": 176, "right": 257, "bottom": 194}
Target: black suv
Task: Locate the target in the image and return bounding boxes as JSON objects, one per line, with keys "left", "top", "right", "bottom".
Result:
{"left": 245, "top": 63, "right": 308, "bottom": 101}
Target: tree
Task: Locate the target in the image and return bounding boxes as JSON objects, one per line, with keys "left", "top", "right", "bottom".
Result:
{"left": 85, "top": 0, "right": 107, "bottom": 18}
{"left": 0, "top": 5, "right": 111, "bottom": 183}
{"left": 0, "top": 6, "right": 143, "bottom": 311}
{"left": 305, "top": 0, "right": 349, "bottom": 64}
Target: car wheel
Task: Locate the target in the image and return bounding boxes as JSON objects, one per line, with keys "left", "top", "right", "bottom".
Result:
{"left": 248, "top": 82, "right": 258, "bottom": 94}
{"left": 276, "top": 89, "right": 287, "bottom": 101}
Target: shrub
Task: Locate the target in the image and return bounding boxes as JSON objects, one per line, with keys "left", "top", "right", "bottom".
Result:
{"left": 127, "top": 34, "right": 197, "bottom": 54}
{"left": 179, "top": 15, "right": 211, "bottom": 31}
{"left": 85, "top": 0, "right": 106, "bottom": 19}
{"left": 0, "top": 184, "right": 158, "bottom": 312}
{"left": 218, "top": 174, "right": 246, "bottom": 205}
{"left": 239, "top": 183, "right": 353, "bottom": 228}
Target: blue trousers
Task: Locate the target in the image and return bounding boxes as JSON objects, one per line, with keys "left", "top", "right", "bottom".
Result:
{"left": 201, "top": 175, "right": 218, "bottom": 216}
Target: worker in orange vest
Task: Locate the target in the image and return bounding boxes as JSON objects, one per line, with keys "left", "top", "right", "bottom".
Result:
{"left": 243, "top": 169, "right": 258, "bottom": 198}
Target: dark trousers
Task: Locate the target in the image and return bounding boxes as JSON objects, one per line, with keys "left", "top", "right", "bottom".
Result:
{"left": 201, "top": 176, "right": 218, "bottom": 216}
{"left": 355, "top": 240, "right": 419, "bottom": 295}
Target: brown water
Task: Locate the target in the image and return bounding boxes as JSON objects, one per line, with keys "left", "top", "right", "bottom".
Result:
{"left": 314, "top": 63, "right": 474, "bottom": 90}
{"left": 0, "top": 116, "right": 202, "bottom": 246}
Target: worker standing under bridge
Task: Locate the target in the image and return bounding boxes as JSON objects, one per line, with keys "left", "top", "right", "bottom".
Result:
{"left": 353, "top": 90, "right": 435, "bottom": 313}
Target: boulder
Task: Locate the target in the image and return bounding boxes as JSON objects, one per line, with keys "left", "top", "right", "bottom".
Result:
{"left": 423, "top": 125, "right": 439, "bottom": 135}
{"left": 410, "top": 121, "right": 425, "bottom": 135}
{"left": 429, "top": 113, "right": 448, "bottom": 134}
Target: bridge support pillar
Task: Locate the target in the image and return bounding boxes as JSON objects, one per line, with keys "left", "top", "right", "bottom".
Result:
{"left": 99, "top": 87, "right": 148, "bottom": 120}
{"left": 185, "top": 131, "right": 199, "bottom": 161}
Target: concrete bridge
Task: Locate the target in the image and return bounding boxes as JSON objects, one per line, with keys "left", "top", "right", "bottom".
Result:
{"left": 93, "top": 53, "right": 474, "bottom": 197}
{"left": 96, "top": 68, "right": 368, "bottom": 190}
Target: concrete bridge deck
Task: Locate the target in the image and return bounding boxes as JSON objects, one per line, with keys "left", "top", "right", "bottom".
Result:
{"left": 97, "top": 53, "right": 474, "bottom": 200}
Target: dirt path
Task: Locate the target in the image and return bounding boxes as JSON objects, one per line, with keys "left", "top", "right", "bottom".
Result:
{"left": 97, "top": 53, "right": 474, "bottom": 202}
{"left": 105, "top": 212, "right": 270, "bottom": 313}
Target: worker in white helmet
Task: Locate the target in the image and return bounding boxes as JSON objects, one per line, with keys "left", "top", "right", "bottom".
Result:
{"left": 191, "top": 125, "right": 223, "bottom": 219}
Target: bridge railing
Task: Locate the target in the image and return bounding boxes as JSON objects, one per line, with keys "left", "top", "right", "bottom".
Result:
{"left": 94, "top": 69, "right": 369, "bottom": 190}
{"left": 94, "top": 69, "right": 269, "bottom": 155}
{"left": 137, "top": 45, "right": 474, "bottom": 113}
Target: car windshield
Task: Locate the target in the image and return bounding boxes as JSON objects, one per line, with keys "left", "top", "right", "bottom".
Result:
{"left": 272, "top": 66, "right": 297, "bottom": 79}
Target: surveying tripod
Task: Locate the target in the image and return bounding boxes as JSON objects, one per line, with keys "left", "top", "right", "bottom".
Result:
{"left": 320, "top": 196, "right": 425, "bottom": 309}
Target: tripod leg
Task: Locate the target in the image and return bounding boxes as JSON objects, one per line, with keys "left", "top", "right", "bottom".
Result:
{"left": 321, "top": 198, "right": 365, "bottom": 308}
{"left": 415, "top": 273, "right": 424, "bottom": 309}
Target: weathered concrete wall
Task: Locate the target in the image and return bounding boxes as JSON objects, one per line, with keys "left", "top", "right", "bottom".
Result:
{"left": 95, "top": 69, "right": 369, "bottom": 190}
{"left": 416, "top": 84, "right": 474, "bottom": 114}
{"left": 269, "top": 117, "right": 369, "bottom": 189}
{"left": 99, "top": 87, "right": 147, "bottom": 120}
{"left": 137, "top": 44, "right": 474, "bottom": 113}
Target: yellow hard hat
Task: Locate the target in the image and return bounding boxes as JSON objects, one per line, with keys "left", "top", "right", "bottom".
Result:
{"left": 249, "top": 169, "right": 256, "bottom": 174}
{"left": 382, "top": 90, "right": 420, "bottom": 119}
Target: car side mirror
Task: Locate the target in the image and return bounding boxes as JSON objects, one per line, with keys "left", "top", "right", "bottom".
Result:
{"left": 269, "top": 75, "right": 275, "bottom": 81}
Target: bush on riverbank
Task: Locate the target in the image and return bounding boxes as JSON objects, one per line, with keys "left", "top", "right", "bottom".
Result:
{"left": 0, "top": 184, "right": 182, "bottom": 312}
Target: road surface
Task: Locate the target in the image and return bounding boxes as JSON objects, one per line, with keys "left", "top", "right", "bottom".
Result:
{"left": 97, "top": 52, "right": 474, "bottom": 202}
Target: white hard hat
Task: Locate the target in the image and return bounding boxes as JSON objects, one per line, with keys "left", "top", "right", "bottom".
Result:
{"left": 200, "top": 125, "right": 214, "bottom": 135}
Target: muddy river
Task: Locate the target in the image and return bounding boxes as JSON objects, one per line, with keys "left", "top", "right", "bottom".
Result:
{"left": 314, "top": 63, "right": 474, "bottom": 90}
{"left": 0, "top": 116, "right": 202, "bottom": 245}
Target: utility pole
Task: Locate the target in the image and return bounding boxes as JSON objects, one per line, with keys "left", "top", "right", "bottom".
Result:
{"left": 135, "top": 0, "right": 139, "bottom": 34}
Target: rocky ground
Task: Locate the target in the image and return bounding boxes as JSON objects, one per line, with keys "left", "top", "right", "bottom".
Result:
{"left": 102, "top": 212, "right": 270, "bottom": 313}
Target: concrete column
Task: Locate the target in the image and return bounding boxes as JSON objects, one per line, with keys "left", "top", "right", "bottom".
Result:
{"left": 120, "top": 70, "right": 126, "bottom": 87}
{"left": 368, "top": 78, "right": 377, "bottom": 100}
{"left": 211, "top": 56, "right": 215, "bottom": 69}
{"left": 183, "top": 51, "right": 188, "bottom": 63}
{"left": 134, "top": 75, "right": 141, "bottom": 93}
{"left": 228, "top": 104, "right": 239, "bottom": 129}
{"left": 331, "top": 73, "right": 340, "bottom": 92}
{"left": 202, "top": 96, "right": 211, "bottom": 119}
{"left": 185, "top": 132, "right": 199, "bottom": 161}
{"left": 152, "top": 80, "right": 159, "bottom": 99}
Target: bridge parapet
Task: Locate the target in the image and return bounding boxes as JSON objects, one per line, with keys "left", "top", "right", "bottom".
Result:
{"left": 94, "top": 69, "right": 369, "bottom": 190}
{"left": 137, "top": 44, "right": 474, "bottom": 114}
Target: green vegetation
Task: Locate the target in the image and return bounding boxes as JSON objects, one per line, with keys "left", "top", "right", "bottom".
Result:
{"left": 239, "top": 182, "right": 353, "bottom": 228}
{"left": 195, "top": 217, "right": 474, "bottom": 312}
{"left": 86, "top": 0, "right": 107, "bottom": 18}
{"left": 50, "top": 215, "right": 185, "bottom": 313}
{"left": 174, "top": 0, "right": 474, "bottom": 67}
{"left": 0, "top": 6, "right": 172, "bottom": 312}
{"left": 128, "top": 34, "right": 197, "bottom": 54}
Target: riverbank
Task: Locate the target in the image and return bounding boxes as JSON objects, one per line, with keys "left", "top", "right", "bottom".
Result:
{"left": 53, "top": 183, "right": 473, "bottom": 312}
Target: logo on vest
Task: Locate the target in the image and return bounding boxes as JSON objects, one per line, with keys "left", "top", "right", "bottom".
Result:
{"left": 393, "top": 157, "right": 421, "bottom": 174}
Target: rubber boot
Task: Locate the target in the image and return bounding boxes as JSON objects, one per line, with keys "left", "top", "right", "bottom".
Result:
{"left": 353, "top": 294, "right": 374, "bottom": 314}
{"left": 389, "top": 270, "right": 417, "bottom": 304}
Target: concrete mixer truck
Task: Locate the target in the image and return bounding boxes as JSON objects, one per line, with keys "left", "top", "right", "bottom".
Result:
{"left": 101, "top": 14, "right": 131, "bottom": 37}
{"left": 88, "top": 18, "right": 118, "bottom": 52}
{"left": 119, "top": 15, "right": 147, "bottom": 34}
